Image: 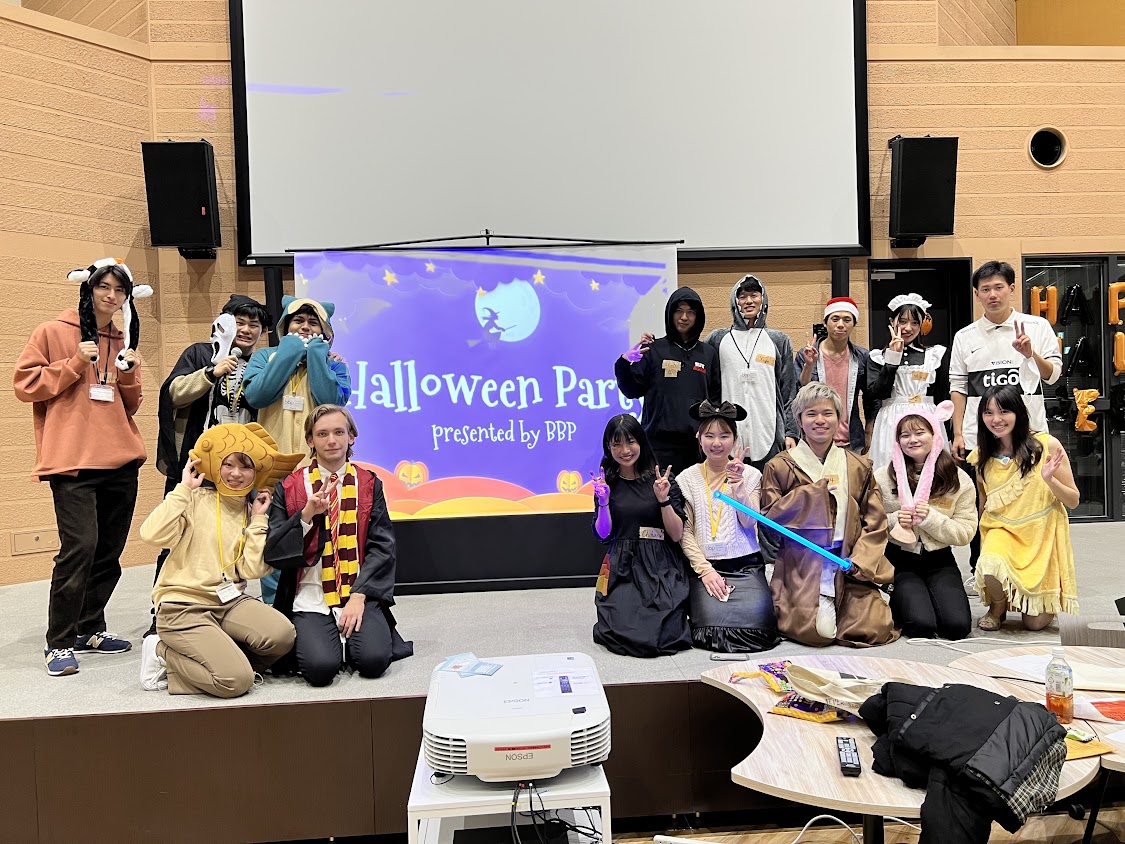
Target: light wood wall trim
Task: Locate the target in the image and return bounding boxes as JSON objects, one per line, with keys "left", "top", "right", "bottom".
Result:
{"left": 0, "top": 2, "right": 148, "bottom": 59}
{"left": 149, "top": 42, "right": 230, "bottom": 62}
{"left": 870, "top": 44, "right": 1125, "bottom": 60}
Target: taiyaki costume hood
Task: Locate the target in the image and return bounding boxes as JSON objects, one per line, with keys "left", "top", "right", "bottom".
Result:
{"left": 189, "top": 422, "right": 304, "bottom": 497}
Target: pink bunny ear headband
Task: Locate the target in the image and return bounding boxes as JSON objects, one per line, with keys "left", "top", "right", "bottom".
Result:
{"left": 890, "top": 400, "right": 954, "bottom": 512}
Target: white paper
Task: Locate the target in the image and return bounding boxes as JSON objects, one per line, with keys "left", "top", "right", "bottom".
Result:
{"left": 991, "top": 654, "right": 1052, "bottom": 679}
{"left": 1104, "top": 727, "right": 1125, "bottom": 745}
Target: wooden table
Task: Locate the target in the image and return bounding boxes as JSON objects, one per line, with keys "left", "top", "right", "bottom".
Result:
{"left": 701, "top": 654, "right": 1101, "bottom": 844}
{"left": 950, "top": 645, "right": 1125, "bottom": 843}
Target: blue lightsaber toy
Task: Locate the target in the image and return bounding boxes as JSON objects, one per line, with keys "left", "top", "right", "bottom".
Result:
{"left": 712, "top": 490, "right": 853, "bottom": 571}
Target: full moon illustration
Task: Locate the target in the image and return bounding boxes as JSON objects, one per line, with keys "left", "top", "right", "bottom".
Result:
{"left": 474, "top": 279, "right": 541, "bottom": 343}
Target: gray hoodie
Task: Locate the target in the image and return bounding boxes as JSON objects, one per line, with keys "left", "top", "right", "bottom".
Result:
{"left": 706, "top": 276, "right": 798, "bottom": 460}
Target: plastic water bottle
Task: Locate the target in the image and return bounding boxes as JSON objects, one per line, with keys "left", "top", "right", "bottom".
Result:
{"left": 1045, "top": 647, "right": 1074, "bottom": 725}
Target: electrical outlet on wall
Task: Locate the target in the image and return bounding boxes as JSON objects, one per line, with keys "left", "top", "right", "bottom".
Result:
{"left": 11, "top": 529, "right": 60, "bottom": 556}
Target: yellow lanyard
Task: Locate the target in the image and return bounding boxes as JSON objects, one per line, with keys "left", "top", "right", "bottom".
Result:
{"left": 704, "top": 464, "right": 727, "bottom": 540}
{"left": 288, "top": 364, "right": 305, "bottom": 396}
{"left": 225, "top": 372, "right": 245, "bottom": 414}
{"left": 215, "top": 493, "right": 248, "bottom": 580}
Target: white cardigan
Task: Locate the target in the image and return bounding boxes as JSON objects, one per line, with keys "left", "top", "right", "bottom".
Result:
{"left": 874, "top": 464, "right": 977, "bottom": 553}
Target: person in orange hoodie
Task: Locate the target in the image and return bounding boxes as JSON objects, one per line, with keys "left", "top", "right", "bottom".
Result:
{"left": 14, "top": 258, "right": 150, "bottom": 677}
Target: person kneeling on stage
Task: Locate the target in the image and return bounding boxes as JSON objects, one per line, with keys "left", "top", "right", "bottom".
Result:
{"left": 139, "top": 424, "right": 302, "bottom": 697}
{"left": 761, "top": 383, "right": 897, "bottom": 647}
{"left": 266, "top": 405, "right": 413, "bottom": 686}
{"left": 677, "top": 400, "right": 779, "bottom": 653}
{"left": 592, "top": 414, "right": 692, "bottom": 657}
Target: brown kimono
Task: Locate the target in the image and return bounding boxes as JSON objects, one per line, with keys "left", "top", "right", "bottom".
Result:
{"left": 760, "top": 449, "right": 898, "bottom": 647}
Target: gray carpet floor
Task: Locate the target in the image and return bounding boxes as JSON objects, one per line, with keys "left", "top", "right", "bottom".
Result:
{"left": 2, "top": 522, "right": 1123, "bottom": 720}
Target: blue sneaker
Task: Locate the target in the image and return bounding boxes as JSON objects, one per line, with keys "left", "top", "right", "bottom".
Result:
{"left": 74, "top": 632, "right": 132, "bottom": 654}
{"left": 45, "top": 647, "right": 79, "bottom": 676}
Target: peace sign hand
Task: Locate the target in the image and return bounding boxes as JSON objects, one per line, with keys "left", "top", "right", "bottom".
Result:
{"left": 725, "top": 445, "right": 747, "bottom": 486}
{"left": 803, "top": 331, "right": 820, "bottom": 367}
{"left": 888, "top": 320, "right": 904, "bottom": 354}
{"left": 591, "top": 471, "right": 610, "bottom": 506}
{"left": 1012, "top": 320, "right": 1033, "bottom": 359}
{"left": 653, "top": 464, "right": 672, "bottom": 501}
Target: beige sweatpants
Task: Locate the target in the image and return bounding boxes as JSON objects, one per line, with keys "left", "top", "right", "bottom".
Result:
{"left": 156, "top": 596, "right": 295, "bottom": 698}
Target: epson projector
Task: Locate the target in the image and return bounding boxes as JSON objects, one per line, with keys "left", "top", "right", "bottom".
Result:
{"left": 423, "top": 652, "right": 611, "bottom": 782}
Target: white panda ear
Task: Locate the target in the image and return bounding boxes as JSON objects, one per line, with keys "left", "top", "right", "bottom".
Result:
{"left": 131, "top": 284, "right": 154, "bottom": 300}
{"left": 68, "top": 269, "right": 91, "bottom": 283}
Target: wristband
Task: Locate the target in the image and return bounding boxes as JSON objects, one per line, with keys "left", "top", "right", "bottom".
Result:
{"left": 658, "top": 499, "right": 672, "bottom": 507}
{"left": 204, "top": 366, "right": 217, "bottom": 382}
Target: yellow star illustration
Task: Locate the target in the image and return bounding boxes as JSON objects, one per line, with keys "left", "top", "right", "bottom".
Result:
{"left": 589, "top": 280, "right": 599, "bottom": 291}
{"left": 476, "top": 288, "right": 486, "bottom": 297}
{"left": 533, "top": 269, "right": 545, "bottom": 285}
{"left": 383, "top": 269, "right": 398, "bottom": 286}
{"left": 425, "top": 262, "right": 436, "bottom": 273}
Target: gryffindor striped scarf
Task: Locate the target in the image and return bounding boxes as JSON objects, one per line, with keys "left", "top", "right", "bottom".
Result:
{"left": 308, "top": 461, "right": 359, "bottom": 607}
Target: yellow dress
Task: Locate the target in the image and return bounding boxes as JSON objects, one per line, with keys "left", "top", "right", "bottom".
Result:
{"left": 969, "top": 433, "right": 1079, "bottom": 616}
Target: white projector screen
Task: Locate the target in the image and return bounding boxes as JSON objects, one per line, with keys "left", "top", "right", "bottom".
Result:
{"left": 230, "top": 0, "right": 868, "bottom": 264}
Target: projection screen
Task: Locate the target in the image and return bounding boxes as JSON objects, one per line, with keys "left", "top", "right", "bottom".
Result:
{"left": 229, "top": 0, "right": 869, "bottom": 265}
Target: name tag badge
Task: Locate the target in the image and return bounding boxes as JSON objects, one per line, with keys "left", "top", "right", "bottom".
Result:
{"left": 639, "top": 526, "right": 666, "bottom": 540}
{"left": 739, "top": 369, "right": 758, "bottom": 392}
{"left": 662, "top": 360, "right": 682, "bottom": 378}
{"left": 215, "top": 581, "right": 242, "bottom": 603}
{"left": 908, "top": 394, "right": 923, "bottom": 404}
{"left": 282, "top": 394, "right": 305, "bottom": 412}
{"left": 911, "top": 370, "right": 930, "bottom": 381}
{"left": 89, "top": 384, "right": 115, "bottom": 402}
{"left": 704, "top": 541, "right": 732, "bottom": 559}
{"left": 755, "top": 353, "right": 776, "bottom": 367}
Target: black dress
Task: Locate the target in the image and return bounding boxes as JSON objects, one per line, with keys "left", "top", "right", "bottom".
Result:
{"left": 593, "top": 475, "right": 692, "bottom": 657}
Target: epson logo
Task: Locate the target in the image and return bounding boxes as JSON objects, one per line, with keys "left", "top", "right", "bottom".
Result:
{"left": 506, "top": 752, "right": 535, "bottom": 761}
{"left": 504, "top": 698, "right": 530, "bottom": 704}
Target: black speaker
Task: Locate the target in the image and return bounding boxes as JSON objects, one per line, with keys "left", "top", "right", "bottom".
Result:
{"left": 141, "top": 139, "right": 221, "bottom": 258}
{"left": 888, "top": 136, "right": 958, "bottom": 248}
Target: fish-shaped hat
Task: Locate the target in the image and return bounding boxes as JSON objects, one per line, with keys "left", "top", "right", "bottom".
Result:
{"left": 189, "top": 423, "right": 304, "bottom": 497}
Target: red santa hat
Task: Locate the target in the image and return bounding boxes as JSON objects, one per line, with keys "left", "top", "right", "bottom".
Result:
{"left": 824, "top": 296, "right": 859, "bottom": 322}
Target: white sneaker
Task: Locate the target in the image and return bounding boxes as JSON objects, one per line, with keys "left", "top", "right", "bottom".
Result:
{"left": 964, "top": 574, "right": 978, "bottom": 596}
{"left": 140, "top": 634, "right": 168, "bottom": 691}
{"left": 816, "top": 594, "right": 838, "bottom": 641}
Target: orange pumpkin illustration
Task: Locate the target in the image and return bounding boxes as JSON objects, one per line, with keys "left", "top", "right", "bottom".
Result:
{"left": 394, "top": 460, "right": 430, "bottom": 489}
{"left": 556, "top": 470, "right": 582, "bottom": 493}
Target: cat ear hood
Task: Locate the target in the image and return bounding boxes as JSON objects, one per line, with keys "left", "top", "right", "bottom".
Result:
{"left": 69, "top": 257, "right": 152, "bottom": 371}
{"left": 277, "top": 295, "right": 335, "bottom": 342}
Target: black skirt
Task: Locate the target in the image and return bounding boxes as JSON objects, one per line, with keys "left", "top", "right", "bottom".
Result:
{"left": 689, "top": 553, "right": 780, "bottom": 653}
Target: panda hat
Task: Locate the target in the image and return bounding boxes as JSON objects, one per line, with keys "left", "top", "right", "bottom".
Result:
{"left": 66, "top": 257, "right": 153, "bottom": 371}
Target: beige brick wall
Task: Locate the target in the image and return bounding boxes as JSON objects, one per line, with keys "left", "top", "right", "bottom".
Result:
{"left": 22, "top": 0, "right": 147, "bottom": 41}
{"left": 0, "top": 4, "right": 1121, "bottom": 587}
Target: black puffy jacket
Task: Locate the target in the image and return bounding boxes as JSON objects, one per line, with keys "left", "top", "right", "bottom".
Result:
{"left": 859, "top": 683, "right": 1067, "bottom": 844}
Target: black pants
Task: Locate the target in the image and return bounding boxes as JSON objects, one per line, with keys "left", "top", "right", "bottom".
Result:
{"left": 649, "top": 433, "right": 700, "bottom": 476}
{"left": 46, "top": 464, "right": 139, "bottom": 649}
{"left": 887, "top": 545, "right": 972, "bottom": 640}
{"left": 961, "top": 461, "right": 981, "bottom": 571}
{"left": 292, "top": 604, "right": 392, "bottom": 686}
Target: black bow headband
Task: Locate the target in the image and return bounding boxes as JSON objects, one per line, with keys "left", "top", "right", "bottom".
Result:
{"left": 689, "top": 400, "right": 748, "bottom": 422}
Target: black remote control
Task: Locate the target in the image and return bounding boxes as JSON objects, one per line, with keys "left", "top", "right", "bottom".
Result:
{"left": 836, "top": 736, "right": 861, "bottom": 777}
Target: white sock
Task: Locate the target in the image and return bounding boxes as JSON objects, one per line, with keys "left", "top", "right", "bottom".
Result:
{"left": 816, "top": 564, "right": 838, "bottom": 640}
{"left": 140, "top": 634, "right": 168, "bottom": 692}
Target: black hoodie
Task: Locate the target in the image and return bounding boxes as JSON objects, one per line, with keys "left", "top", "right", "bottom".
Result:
{"left": 614, "top": 287, "right": 721, "bottom": 441}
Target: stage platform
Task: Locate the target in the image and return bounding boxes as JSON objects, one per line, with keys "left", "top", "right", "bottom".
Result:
{"left": 2, "top": 522, "right": 1123, "bottom": 843}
